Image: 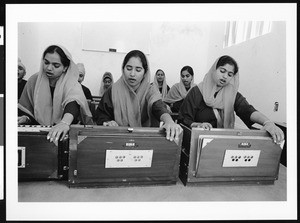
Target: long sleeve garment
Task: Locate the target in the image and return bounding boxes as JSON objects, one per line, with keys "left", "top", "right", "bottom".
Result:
{"left": 178, "top": 86, "right": 257, "bottom": 128}
{"left": 95, "top": 87, "right": 169, "bottom": 126}
{"left": 18, "top": 85, "right": 80, "bottom": 125}
{"left": 81, "top": 84, "right": 93, "bottom": 101}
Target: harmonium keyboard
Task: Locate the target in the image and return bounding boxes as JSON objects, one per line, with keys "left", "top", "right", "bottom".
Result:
{"left": 18, "top": 125, "right": 69, "bottom": 181}
{"left": 68, "top": 125, "right": 182, "bottom": 188}
{"left": 179, "top": 124, "right": 284, "bottom": 186}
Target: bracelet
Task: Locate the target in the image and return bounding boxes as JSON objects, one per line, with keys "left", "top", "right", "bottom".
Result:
{"left": 60, "top": 120, "right": 70, "bottom": 126}
{"left": 263, "top": 120, "right": 273, "bottom": 126}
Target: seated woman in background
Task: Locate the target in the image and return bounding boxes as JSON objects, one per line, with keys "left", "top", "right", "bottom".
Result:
{"left": 163, "top": 66, "right": 196, "bottom": 113}
{"left": 152, "top": 69, "right": 170, "bottom": 99}
{"left": 18, "top": 58, "right": 27, "bottom": 100}
{"left": 18, "top": 45, "right": 93, "bottom": 143}
{"left": 95, "top": 50, "right": 182, "bottom": 141}
{"left": 77, "top": 63, "right": 93, "bottom": 101}
{"left": 99, "top": 71, "right": 114, "bottom": 97}
{"left": 178, "top": 55, "right": 284, "bottom": 143}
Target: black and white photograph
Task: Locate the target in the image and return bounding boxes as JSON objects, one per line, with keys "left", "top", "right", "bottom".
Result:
{"left": 4, "top": 3, "right": 297, "bottom": 221}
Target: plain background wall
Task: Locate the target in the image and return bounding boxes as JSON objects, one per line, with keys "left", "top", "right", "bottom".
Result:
{"left": 18, "top": 21, "right": 286, "bottom": 124}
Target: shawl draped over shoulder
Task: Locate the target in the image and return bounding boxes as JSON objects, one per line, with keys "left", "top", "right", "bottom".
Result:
{"left": 163, "top": 75, "right": 196, "bottom": 104}
{"left": 99, "top": 72, "right": 114, "bottom": 97}
{"left": 111, "top": 56, "right": 161, "bottom": 127}
{"left": 153, "top": 70, "right": 168, "bottom": 99}
{"left": 197, "top": 57, "right": 239, "bottom": 128}
{"left": 18, "top": 45, "right": 93, "bottom": 125}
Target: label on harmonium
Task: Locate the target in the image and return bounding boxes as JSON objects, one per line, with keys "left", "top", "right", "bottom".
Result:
{"left": 105, "top": 149, "right": 153, "bottom": 168}
{"left": 18, "top": 125, "right": 52, "bottom": 132}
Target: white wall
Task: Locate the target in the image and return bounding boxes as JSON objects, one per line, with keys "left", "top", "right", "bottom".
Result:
{"left": 18, "top": 21, "right": 286, "bottom": 124}
{"left": 18, "top": 22, "right": 215, "bottom": 95}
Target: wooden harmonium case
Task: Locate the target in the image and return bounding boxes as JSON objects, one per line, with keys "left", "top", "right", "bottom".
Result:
{"left": 68, "top": 125, "right": 182, "bottom": 188}
{"left": 179, "top": 125, "right": 283, "bottom": 186}
{"left": 18, "top": 125, "right": 69, "bottom": 181}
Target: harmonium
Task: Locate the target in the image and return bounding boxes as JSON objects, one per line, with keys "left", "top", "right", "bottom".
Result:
{"left": 179, "top": 124, "right": 284, "bottom": 186}
{"left": 18, "top": 125, "right": 69, "bottom": 181}
{"left": 68, "top": 125, "right": 182, "bottom": 188}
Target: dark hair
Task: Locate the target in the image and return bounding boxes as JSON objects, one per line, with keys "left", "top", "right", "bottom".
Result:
{"left": 43, "top": 45, "right": 70, "bottom": 68}
{"left": 122, "top": 50, "right": 148, "bottom": 73}
{"left": 216, "top": 55, "right": 239, "bottom": 74}
{"left": 155, "top": 69, "right": 165, "bottom": 75}
{"left": 181, "top": 66, "right": 194, "bottom": 76}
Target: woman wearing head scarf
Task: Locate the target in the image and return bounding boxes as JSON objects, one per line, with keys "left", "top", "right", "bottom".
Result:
{"left": 178, "top": 55, "right": 284, "bottom": 143}
{"left": 163, "top": 66, "right": 196, "bottom": 113}
{"left": 99, "top": 72, "right": 114, "bottom": 97}
{"left": 18, "top": 45, "right": 93, "bottom": 143}
{"left": 152, "top": 69, "right": 170, "bottom": 99}
{"left": 18, "top": 58, "right": 27, "bottom": 100}
{"left": 95, "top": 50, "right": 182, "bottom": 141}
{"left": 77, "top": 63, "right": 93, "bottom": 101}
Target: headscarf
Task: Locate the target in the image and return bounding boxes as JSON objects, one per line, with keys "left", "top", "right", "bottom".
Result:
{"left": 99, "top": 72, "right": 114, "bottom": 97}
{"left": 198, "top": 57, "right": 239, "bottom": 128}
{"left": 111, "top": 53, "right": 161, "bottom": 127}
{"left": 153, "top": 69, "right": 168, "bottom": 99}
{"left": 163, "top": 73, "right": 196, "bottom": 104}
{"left": 18, "top": 58, "right": 26, "bottom": 78}
{"left": 77, "top": 63, "right": 85, "bottom": 74}
{"left": 18, "top": 45, "right": 93, "bottom": 125}
{"left": 18, "top": 58, "right": 26, "bottom": 71}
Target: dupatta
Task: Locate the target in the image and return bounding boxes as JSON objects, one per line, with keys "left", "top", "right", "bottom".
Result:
{"left": 163, "top": 76, "right": 196, "bottom": 104}
{"left": 111, "top": 56, "right": 161, "bottom": 127}
{"left": 153, "top": 70, "right": 168, "bottom": 99}
{"left": 18, "top": 58, "right": 26, "bottom": 73}
{"left": 19, "top": 45, "right": 93, "bottom": 125}
{"left": 99, "top": 72, "right": 114, "bottom": 97}
{"left": 198, "top": 57, "right": 239, "bottom": 128}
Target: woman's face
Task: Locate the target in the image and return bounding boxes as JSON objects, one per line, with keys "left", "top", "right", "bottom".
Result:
{"left": 181, "top": 70, "right": 193, "bottom": 88}
{"left": 156, "top": 70, "right": 165, "bottom": 83}
{"left": 18, "top": 65, "right": 25, "bottom": 80}
{"left": 123, "top": 57, "right": 145, "bottom": 90}
{"left": 214, "top": 63, "right": 235, "bottom": 87}
{"left": 103, "top": 77, "right": 112, "bottom": 89}
{"left": 43, "top": 52, "right": 67, "bottom": 81}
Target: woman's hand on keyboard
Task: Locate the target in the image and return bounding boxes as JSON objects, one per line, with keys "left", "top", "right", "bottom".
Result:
{"left": 47, "top": 121, "right": 70, "bottom": 144}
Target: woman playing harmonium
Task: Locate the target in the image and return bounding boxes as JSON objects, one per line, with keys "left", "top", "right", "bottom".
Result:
{"left": 18, "top": 45, "right": 93, "bottom": 143}
{"left": 95, "top": 50, "right": 182, "bottom": 141}
{"left": 178, "top": 55, "right": 284, "bottom": 143}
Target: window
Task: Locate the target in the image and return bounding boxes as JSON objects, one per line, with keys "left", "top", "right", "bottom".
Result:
{"left": 224, "top": 21, "right": 272, "bottom": 47}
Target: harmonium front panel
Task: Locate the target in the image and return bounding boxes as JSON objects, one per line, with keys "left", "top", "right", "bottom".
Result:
{"left": 68, "top": 125, "right": 182, "bottom": 188}
{"left": 18, "top": 125, "right": 69, "bottom": 181}
{"left": 179, "top": 127, "right": 283, "bottom": 186}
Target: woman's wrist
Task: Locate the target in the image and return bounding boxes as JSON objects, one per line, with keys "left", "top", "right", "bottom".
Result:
{"left": 191, "top": 122, "right": 202, "bottom": 128}
{"left": 263, "top": 120, "right": 274, "bottom": 126}
{"left": 60, "top": 120, "right": 70, "bottom": 126}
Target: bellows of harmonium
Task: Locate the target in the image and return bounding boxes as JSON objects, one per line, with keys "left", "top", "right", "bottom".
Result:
{"left": 18, "top": 124, "right": 284, "bottom": 187}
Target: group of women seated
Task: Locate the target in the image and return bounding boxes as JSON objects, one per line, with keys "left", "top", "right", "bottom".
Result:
{"left": 18, "top": 44, "right": 284, "bottom": 145}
